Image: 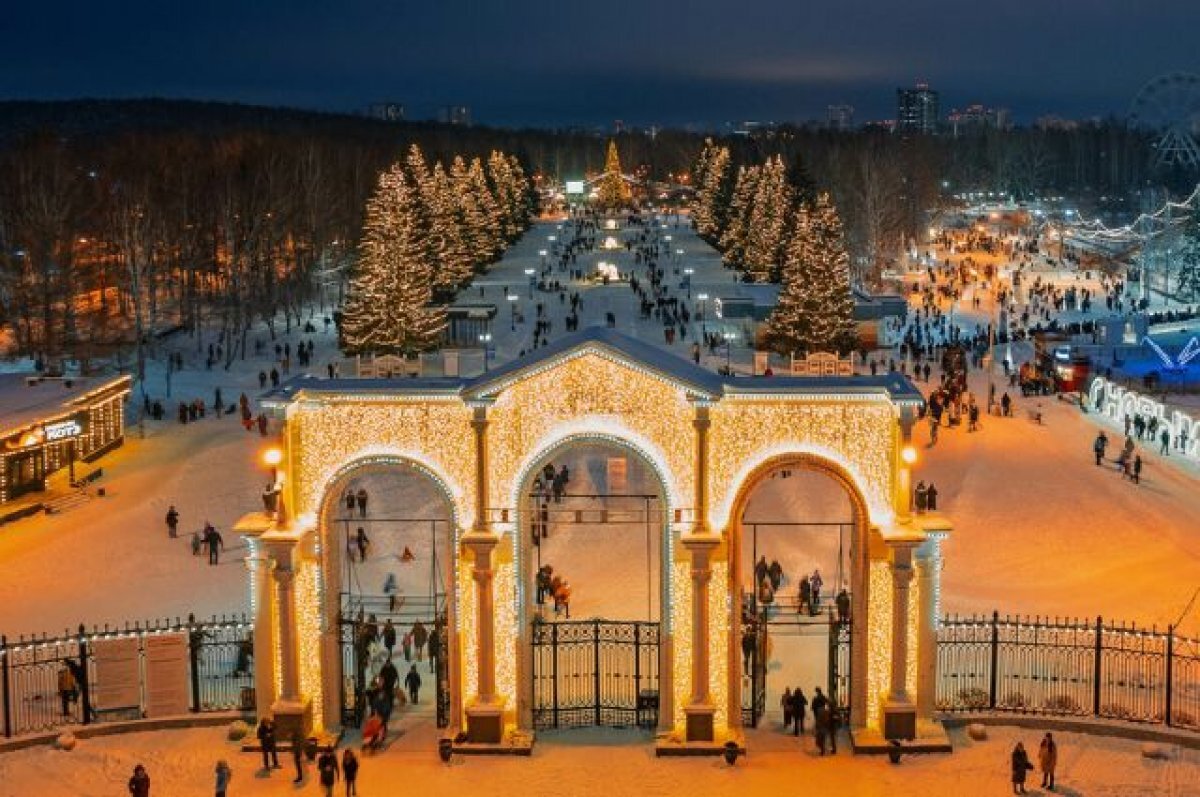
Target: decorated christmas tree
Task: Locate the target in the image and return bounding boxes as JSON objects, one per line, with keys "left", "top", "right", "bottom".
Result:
{"left": 719, "top": 164, "right": 760, "bottom": 269}
{"left": 692, "top": 140, "right": 731, "bottom": 241}
{"left": 427, "top": 161, "right": 474, "bottom": 294}
{"left": 341, "top": 163, "right": 445, "bottom": 355}
{"left": 743, "top": 156, "right": 791, "bottom": 283}
{"left": 766, "top": 192, "right": 857, "bottom": 355}
{"left": 468, "top": 156, "right": 504, "bottom": 259}
{"left": 595, "top": 140, "right": 632, "bottom": 209}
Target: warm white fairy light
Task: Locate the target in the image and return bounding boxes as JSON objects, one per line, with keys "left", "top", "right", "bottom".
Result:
{"left": 290, "top": 399, "right": 476, "bottom": 525}
{"left": 707, "top": 400, "right": 897, "bottom": 531}
{"left": 867, "top": 559, "right": 891, "bottom": 730}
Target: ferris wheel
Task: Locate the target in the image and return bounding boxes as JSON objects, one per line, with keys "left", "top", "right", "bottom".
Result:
{"left": 1130, "top": 72, "right": 1200, "bottom": 170}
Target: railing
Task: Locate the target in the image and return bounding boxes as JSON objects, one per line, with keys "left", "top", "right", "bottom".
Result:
{"left": 937, "top": 612, "right": 1199, "bottom": 731}
{"left": 0, "top": 614, "right": 253, "bottom": 738}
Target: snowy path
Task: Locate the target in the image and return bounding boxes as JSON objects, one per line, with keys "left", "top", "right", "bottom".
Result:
{"left": 0, "top": 723, "right": 1195, "bottom": 797}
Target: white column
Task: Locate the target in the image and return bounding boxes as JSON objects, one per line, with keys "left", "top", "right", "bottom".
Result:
{"left": 915, "top": 536, "right": 943, "bottom": 720}
{"left": 681, "top": 534, "right": 719, "bottom": 742}
{"left": 246, "top": 549, "right": 276, "bottom": 717}
{"left": 889, "top": 554, "right": 914, "bottom": 702}
{"left": 471, "top": 539, "right": 498, "bottom": 704}
{"left": 274, "top": 564, "right": 300, "bottom": 702}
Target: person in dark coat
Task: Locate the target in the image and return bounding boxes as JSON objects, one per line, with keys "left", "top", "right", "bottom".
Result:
{"left": 379, "top": 658, "right": 399, "bottom": 697}
{"left": 204, "top": 524, "right": 224, "bottom": 565}
{"left": 405, "top": 663, "right": 422, "bottom": 704}
{"left": 128, "top": 764, "right": 150, "bottom": 797}
{"left": 381, "top": 619, "right": 396, "bottom": 655}
{"left": 317, "top": 749, "right": 340, "bottom": 797}
{"left": 1038, "top": 732, "right": 1058, "bottom": 791}
{"left": 926, "top": 483, "right": 939, "bottom": 511}
{"left": 354, "top": 527, "right": 369, "bottom": 562}
{"left": 257, "top": 716, "right": 280, "bottom": 770}
{"left": 791, "top": 687, "right": 808, "bottom": 736}
{"left": 355, "top": 488, "right": 368, "bottom": 518}
{"left": 1011, "top": 741, "right": 1034, "bottom": 794}
{"left": 342, "top": 749, "right": 360, "bottom": 796}
{"left": 291, "top": 727, "right": 306, "bottom": 784}
{"left": 781, "top": 687, "right": 793, "bottom": 730}
{"left": 411, "top": 621, "right": 428, "bottom": 661}
{"left": 165, "top": 506, "right": 179, "bottom": 538}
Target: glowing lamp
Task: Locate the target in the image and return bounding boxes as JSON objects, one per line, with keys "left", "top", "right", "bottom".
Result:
{"left": 901, "top": 446, "right": 917, "bottom": 465}
{"left": 263, "top": 447, "right": 284, "bottom": 467}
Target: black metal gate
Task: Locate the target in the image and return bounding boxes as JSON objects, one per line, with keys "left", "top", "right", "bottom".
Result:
{"left": 741, "top": 608, "right": 767, "bottom": 726}
{"left": 531, "top": 619, "right": 659, "bottom": 730}
{"left": 338, "top": 599, "right": 450, "bottom": 731}
{"left": 829, "top": 615, "right": 851, "bottom": 721}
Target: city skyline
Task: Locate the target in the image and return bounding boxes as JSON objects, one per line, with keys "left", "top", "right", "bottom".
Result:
{"left": 2, "top": 0, "right": 1197, "bottom": 128}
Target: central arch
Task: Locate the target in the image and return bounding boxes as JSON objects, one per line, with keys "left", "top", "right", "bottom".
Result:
{"left": 724, "top": 451, "right": 874, "bottom": 730}
{"left": 509, "top": 430, "right": 676, "bottom": 733}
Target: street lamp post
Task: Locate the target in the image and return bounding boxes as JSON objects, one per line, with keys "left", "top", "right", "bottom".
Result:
{"left": 683, "top": 267, "right": 694, "bottom": 299}
{"left": 479, "top": 333, "right": 492, "bottom": 372}
{"left": 723, "top": 331, "right": 736, "bottom": 374}
{"left": 525, "top": 268, "right": 536, "bottom": 299}
{"left": 508, "top": 294, "right": 518, "bottom": 331}
{"left": 697, "top": 293, "right": 709, "bottom": 322}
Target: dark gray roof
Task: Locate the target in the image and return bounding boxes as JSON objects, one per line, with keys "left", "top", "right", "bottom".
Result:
{"left": 264, "top": 326, "right": 924, "bottom": 406}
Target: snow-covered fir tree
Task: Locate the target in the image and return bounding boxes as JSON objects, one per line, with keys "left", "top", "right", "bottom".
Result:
{"left": 765, "top": 192, "right": 857, "bottom": 355}
{"left": 468, "top": 156, "right": 504, "bottom": 259}
{"left": 341, "top": 163, "right": 445, "bottom": 355}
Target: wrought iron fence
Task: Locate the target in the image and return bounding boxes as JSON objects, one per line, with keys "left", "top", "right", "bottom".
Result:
{"left": 530, "top": 619, "right": 659, "bottom": 730}
{"left": 0, "top": 614, "right": 253, "bottom": 738}
{"left": 937, "top": 612, "right": 1199, "bottom": 731}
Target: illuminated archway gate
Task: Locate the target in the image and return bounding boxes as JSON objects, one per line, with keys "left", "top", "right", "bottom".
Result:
{"left": 235, "top": 328, "right": 951, "bottom": 752}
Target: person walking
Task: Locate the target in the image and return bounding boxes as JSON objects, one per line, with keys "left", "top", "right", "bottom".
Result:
{"left": 781, "top": 687, "right": 793, "bottom": 731}
{"left": 317, "top": 749, "right": 340, "bottom": 797}
{"left": 214, "top": 760, "right": 232, "bottom": 797}
{"left": 791, "top": 687, "right": 808, "bottom": 736}
{"left": 1133, "top": 455, "right": 1143, "bottom": 485}
{"left": 290, "top": 727, "right": 306, "bottom": 784}
{"left": 914, "top": 481, "right": 928, "bottom": 513}
{"left": 166, "top": 506, "right": 179, "bottom": 538}
{"left": 405, "top": 663, "right": 422, "bottom": 704}
{"left": 412, "top": 620, "right": 429, "bottom": 662}
{"left": 926, "top": 483, "right": 939, "bottom": 511}
{"left": 382, "top": 619, "right": 396, "bottom": 656}
{"left": 128, "top": 764, "right": 151, "bottom": 797}
{"left": 355, "top": 488, "right": 368, "bottom": 518}
{"left": 1093, "top": 431, "right": 1108, "bottom": 465}
{"left": 256, "top": 716, "right": 280, "bottom": 771}
{"left": 1038, "top": 732, "right": 1058, "bottom": 791}
{"left": 354, "top": 527, "right": 369, "bottom": 562}
{"left": 204, "top": 524, "right": 224, "bottom": 565}
{"left": 341, "top": 749, "right": 360, "bottom": 796}
{"left": 1011, "top": 741, "right": 1034, "bottom": 794}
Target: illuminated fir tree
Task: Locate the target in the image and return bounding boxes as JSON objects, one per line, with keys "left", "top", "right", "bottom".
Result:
{"left": 468, "top": 156, "right": 504, "bottom": 259}
{"left": 341, "top": 163, "right": 445, "bottom": 355}
{"left": 427, "top": 161, "right": 474, "bottom": 293}
{"left": 719, "top": 164, "right": 760, "bottom": 269}
{"left": 595, "top": 140, "right": 632, "bottom": 209}
{"left": 766, "top": 193, "right": 857, "bottom": 355}
{"left": 693, "top": 140, "right": 731, "bottom": 241}
{"left": 743, "top": 156, "right": 792, "bottom": 283}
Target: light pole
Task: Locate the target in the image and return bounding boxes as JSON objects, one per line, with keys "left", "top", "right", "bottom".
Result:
{"left": 479, "top": 333, "right": 492, "bottom": 372}
{"left": 723, "top": 330, "right": 736, "bottom": 374}
{"left": 697, "top": 292, "right": 708, "bottom": 322}
{"left": 683, "top": 267, "right": 694, "bottom": 299}
{"left": 539, "top": 249, "right": 548, "bottom": 270}
{"left": 525, "top": 268, "right": 536, "bottom": 299}
{"left": 508, "top": 294, "right": 518, "bottom": 331}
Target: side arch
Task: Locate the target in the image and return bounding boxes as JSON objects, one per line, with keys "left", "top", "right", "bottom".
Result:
{"left": 312, "top": 452, "right": 465, "bottom": 732}
{"left": 723, "top": 451, "right": 875, "bottom": 730}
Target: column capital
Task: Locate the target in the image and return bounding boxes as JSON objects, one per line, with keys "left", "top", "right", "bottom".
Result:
{"left": 461, "top": 530, "right": 501, "bottom": 553}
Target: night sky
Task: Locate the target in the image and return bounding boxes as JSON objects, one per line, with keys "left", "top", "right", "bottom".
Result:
{"left": 3, "top": 0, "right": 1198, "bottom": 128}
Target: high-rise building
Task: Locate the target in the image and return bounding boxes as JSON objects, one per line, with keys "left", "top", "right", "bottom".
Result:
{"left": 896, "top": 83, "right": 939, "bottom": 135}
{"left": 826, "top": 104, "right": 855, "bottom": 131}
{"left": 438, "top": 105, "right": 472, "bottom": 126}
{"left": 365, "top": 102, "right": 405, "bottom": 122}
{"left": 947, "top": 104, "right": 1010, "bottom": 136}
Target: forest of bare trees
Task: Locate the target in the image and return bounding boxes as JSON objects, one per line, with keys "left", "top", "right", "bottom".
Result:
{"left": 0, "top": 100, "right": 1173, "bottom": 369}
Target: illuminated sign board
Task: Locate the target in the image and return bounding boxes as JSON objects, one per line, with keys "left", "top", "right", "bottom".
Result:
{"left": 565, "top": 180, "right": 585, "bottom": 195}
{"left": 43, "top": 419, "right": 83, "bottom": 441}
{"left": 1089, "top": 377, "right": 1198, "bottom": 461}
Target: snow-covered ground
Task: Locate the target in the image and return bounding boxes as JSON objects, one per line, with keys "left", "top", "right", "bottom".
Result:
{"left": 1, "top": 722, "right": 1195, "bottom": 797}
